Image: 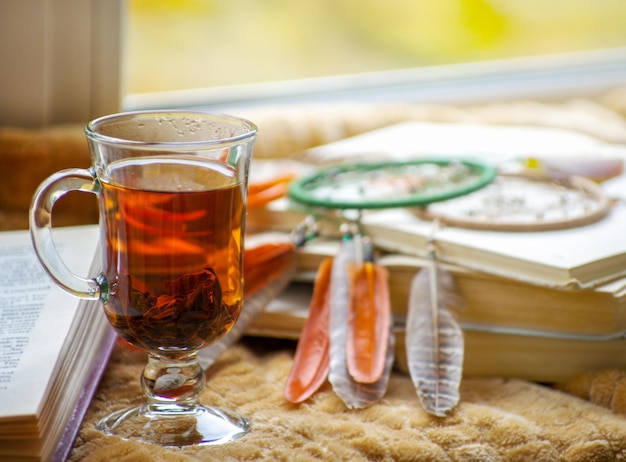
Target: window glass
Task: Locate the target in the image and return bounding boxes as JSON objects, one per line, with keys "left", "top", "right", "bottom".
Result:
{"left": 125, "top": 0, "right": 626, "bottom": 96}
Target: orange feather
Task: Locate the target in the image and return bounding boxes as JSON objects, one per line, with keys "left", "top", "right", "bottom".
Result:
{"left": 346, "top": 262, "right": 391, "bottom": 384}
{"left": 284, "top": 257, "right": 333, "bottom": 403}
{"left": 247, "top": 173, "right": 296, "bottom": 209}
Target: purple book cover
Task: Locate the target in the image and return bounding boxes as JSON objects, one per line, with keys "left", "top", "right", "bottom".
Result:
{"left": 53, "top": 326, "right": 117, "bottom": 462}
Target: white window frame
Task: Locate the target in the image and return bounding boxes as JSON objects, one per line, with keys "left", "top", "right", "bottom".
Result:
{"left": 0, "top": 0, "right": 123, "bottom": 127}
{"left": 123, "top": 47, "right": 626, "bottom": 113}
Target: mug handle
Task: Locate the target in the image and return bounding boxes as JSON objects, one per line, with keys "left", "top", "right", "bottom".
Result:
{"left": 30, "top": 168, "right": 108, "bottom": 301}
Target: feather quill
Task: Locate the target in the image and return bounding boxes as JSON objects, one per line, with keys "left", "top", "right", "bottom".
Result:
{"left": 405, "top": 242, "right": 464, "bottom": 417}
{"left": 328, "top": 227, "right": 394, "bottom": 409}
{"left": 346, "top": 259, "right": 391, "bottom": 384}
{"left": 284, "top": 257, "right": 333, "bottom": 403}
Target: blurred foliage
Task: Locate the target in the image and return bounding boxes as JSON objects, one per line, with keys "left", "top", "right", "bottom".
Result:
{"left": 126, "top": 0, "right": 626, "bottom": 95}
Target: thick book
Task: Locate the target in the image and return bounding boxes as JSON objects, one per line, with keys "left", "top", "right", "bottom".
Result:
{"left": 246, "top": 275, "right": 626, "bottom": 382}
{"left": 360, "top": 205, "right": 626, "bottom": 289}
{"left": 250, "top": 200, "right": 626, "bottom": 289}
{"left": 265, "top": 237, "right": 626, "bottom": 336}
{"left": 380, "top": 254, "right": 626, "bottom": 336}
{"left": 0, "top": 226, "right": 115, "bottom": 462}
{"left": 242, "top": 228, "right": 626, "bottom": 382}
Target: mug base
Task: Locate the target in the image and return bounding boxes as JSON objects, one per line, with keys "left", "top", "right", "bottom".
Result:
{"left": 95, "top": 402, "right": 250, "bottom": 446}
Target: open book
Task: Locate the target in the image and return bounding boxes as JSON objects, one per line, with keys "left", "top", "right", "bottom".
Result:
{"left": 248, "top": 121, "right": 626, "bottom": 289}
{"left": 0, "top": 226, "right": 115, "bottom": 462}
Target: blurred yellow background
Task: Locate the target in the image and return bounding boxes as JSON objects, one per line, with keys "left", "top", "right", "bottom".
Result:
{"left": 125, "top": 0, "right": 626, "bottom": 95}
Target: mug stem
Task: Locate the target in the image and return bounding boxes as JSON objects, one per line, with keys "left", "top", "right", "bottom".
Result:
{"left": 141, "top": 352, "right": 205, "bottom": 406}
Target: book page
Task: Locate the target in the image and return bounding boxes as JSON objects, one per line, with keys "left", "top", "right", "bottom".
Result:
{"left": 301, "top": 121, "right": 626, "bottom": 165}
{"left": 0, "top": 226, "right": 99, "bottom": 420}
{"left": 360, "top": 202, "right": 626, "bottom": 289}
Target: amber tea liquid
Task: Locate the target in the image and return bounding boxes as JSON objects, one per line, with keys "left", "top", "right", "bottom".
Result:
{"left": 100, "top": 157, "right": 244, "bottom": 354}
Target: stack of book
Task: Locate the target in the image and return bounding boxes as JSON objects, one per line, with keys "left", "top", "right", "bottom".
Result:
{"left": 245, "top": 122, "right": 626, "bottom": 382}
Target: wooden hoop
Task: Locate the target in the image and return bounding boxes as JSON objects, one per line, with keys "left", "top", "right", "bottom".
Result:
{"left": 413, "top": 173, "right": 611, "bottom": 232}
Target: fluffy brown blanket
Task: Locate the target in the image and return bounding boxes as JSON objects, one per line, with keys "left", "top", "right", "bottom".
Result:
{"left": 3, "top": 97, "right": 626, "bottom": 461}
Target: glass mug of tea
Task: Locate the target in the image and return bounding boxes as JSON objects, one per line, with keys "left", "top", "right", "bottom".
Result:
{"left": 30, "top": 111, "right": 257, "bottom": 446}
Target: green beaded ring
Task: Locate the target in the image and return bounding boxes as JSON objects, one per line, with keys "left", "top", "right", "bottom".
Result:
{"left": 288, "top": 159, "right": 497, "bottom": 210}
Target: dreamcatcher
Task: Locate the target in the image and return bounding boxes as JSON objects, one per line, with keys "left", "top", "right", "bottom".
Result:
{"left": 280, "top": 156, "right": 614, "bottom": 415}
{"left": 283, "top": 159, "right": 497, "bottom": 414}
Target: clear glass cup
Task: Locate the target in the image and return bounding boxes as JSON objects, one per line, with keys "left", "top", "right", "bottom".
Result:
{"left": 30, "top": 110, "right": 257, "bottom": 446}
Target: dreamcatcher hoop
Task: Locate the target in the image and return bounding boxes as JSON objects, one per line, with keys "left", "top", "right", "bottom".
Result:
{"left": 412, "top": 173, "right": 611, "bottom": 232}
{"left": 288, "top": 159, "right": 498, "bottom": 210}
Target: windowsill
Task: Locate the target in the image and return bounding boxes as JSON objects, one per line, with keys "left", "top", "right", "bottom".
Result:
{"left": 123, "top": 47, "right": 626, "bottom": 113}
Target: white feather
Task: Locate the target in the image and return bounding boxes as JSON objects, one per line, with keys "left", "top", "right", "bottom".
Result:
{"left": 405, "top": 251, "right": 464, "bottom": 417}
